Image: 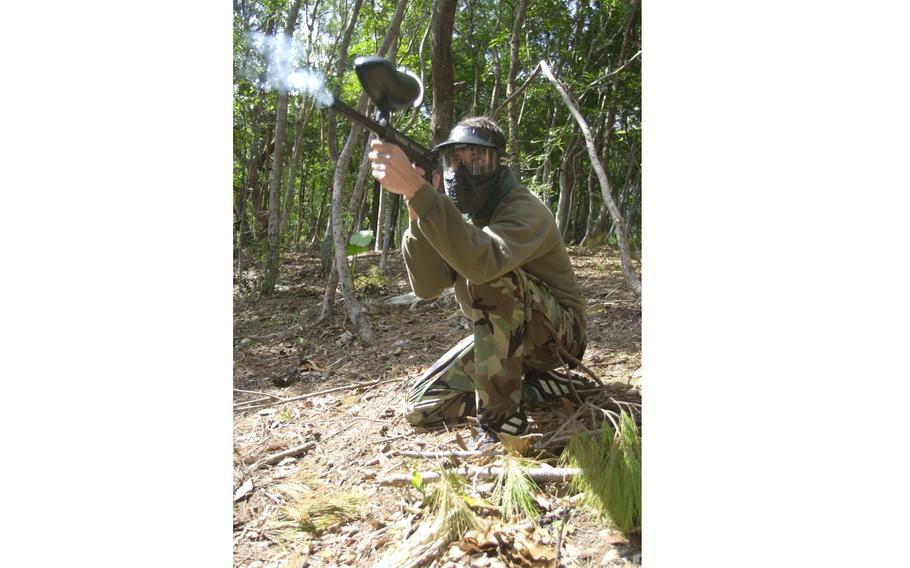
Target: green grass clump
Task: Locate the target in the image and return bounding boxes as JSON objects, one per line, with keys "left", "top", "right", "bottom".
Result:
{"left": 492, "top": 456, "right": 541, "bottom": 520}
{"left": 267, "top": 477, "right": 365, "bottom": 537}
{"left": 376, "top": 468, "right": 483, "bottom": 568}
{"left": 425, "top": 468, "right": 483, "bottom": 539}
{"left": 353, "top": 265, "right": 391, "bottom": 295}
{"left": 560, "top": 410, "right": 641, "bottom": 534}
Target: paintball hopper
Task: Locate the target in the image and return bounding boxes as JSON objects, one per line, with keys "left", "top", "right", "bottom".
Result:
{"left": 353, "top": 55, "right": 423, "bottom": 113}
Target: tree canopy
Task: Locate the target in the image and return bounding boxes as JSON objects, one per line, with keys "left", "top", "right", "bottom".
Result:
{"left": 233, "top": 0, "right": 641, "bottom": 304}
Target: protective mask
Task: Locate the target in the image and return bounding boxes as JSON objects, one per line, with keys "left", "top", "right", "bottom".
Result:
{"left": 444, "top": 164, "right": 501, "bottom": 217}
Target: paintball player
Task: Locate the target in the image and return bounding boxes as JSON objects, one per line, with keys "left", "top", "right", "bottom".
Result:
{"left": 368, "top": 116, "right": 588, "bottom": 442}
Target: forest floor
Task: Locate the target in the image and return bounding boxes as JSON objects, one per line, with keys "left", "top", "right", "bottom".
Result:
{"left": 233, "top": 247, "right": 642, "bottom": 568}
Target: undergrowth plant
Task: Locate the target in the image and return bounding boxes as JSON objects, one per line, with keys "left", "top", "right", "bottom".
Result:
{"left": 265, "top": 475, "right": 365, "bottom": 540}
{"left": 560, "top": 410, "right": 641, "bottom": 534}
{"left": 425, "top": 468, "right": 484, "bottom": 539}
{"left": 353, "top": 264, "right": 391, "bottom": 295}
{"left": 492, "top": 455, "right": 541, "bottom": 520}
{"left": 377, "top": 467, "right": 483, "bottom": 568}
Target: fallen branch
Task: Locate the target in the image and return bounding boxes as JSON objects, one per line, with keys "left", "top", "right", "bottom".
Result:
{"left": 394, "top": 449, "right": 500, "bottom": 460}
{"left": 250, "top": 441, "right": 317, "bottom": 471}
{"left": 539, "top": 401, "right": 594, "bottom": 450}
{"left": 233, "top": 388, "right": 285, "bottom": 400}
{"left": 554, "top": 507, "right": 572, "bottom": 566}
{"left": 540, "top": 319, "right": 604, "bottom": 387}
{"left": 379, "top": 466, "right": 580, "bottom": 487}
{"left": 233, "top": 396, "right": 272, "bottom": 407}
{"left": 234, "top": 377, "right": 406, "bottom": 412}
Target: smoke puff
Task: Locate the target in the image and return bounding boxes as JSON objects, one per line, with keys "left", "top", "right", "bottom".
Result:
{"left": 242, "top": 31, "right": 334, "bottom": 107}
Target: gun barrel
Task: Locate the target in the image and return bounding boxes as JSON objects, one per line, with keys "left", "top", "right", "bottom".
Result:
{"left": 330, "top": 98, "right": 385, "bottom": 135}
{"left": 330, "top": 99, "right": 435, "bottom": 175}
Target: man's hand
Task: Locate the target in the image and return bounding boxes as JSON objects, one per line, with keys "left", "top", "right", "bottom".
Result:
{"left": 407, "top": 165, "right": 441, "bottom": 221}
{"left": 368, "top": 139, "right": 426, "bottom": 201}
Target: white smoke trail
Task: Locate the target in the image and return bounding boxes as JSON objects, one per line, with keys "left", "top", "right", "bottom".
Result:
{"left": 242, "top": 31, "right": 334, "bottom": 107}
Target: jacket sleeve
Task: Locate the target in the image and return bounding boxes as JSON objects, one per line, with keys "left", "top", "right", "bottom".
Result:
{"left": 401, "top": 184, "right": 456, "bottom": 299}
{"left": 406, "top": 183, "right": 554, "bottom": 284}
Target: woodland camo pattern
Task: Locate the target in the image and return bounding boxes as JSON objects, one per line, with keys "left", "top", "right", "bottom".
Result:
{"left": 405, "top": 268, "right": 586, "bottom": 429}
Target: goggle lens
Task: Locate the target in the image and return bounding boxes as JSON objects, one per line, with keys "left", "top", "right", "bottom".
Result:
{"left": 440, "top": 145, "right": 498, "bottom": 176}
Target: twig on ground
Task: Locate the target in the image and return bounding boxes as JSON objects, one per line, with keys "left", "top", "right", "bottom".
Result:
{"left": 234, "top": 377, "right": 406, "bottom": 412}
{"left": 610, "top": 397, "right": 642, "bottom": 408}
{"left": 393, "top": 449, "right": 499, "bottom": 459}
{"left": 541, "top": 320, "right": 604, "bottom": 386}
{"left": 234, "top": 397, "right": 273, "bottom": 407}
{"left": 573, "top": 385, "right": 625, "bottom": 395}
{"left": 234, "top": 388, "right": 285, "bottom": 400}
{"left": 249, "top": 441, "right": 317, "bottom": 471}
{"left": 379, "top": 466, "right": 580, "bottom": 487}
{"left": 539, "top": 402, "right": 593, "bottom": 449}
{"left": 596, "top": 406, "right": 621, "bottom": 433}
{"left": 555, "top": 507, "right": 572, "bottom": 566}
{"left": 559, "top": 347, "right": 604, "bottom": 386}
{"left": 377, "top": 433, "right": 411, "bottom": 444}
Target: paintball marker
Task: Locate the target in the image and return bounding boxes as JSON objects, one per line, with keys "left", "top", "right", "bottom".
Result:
{"left": 330, "top": 56, "right": 436, "bottom": 180}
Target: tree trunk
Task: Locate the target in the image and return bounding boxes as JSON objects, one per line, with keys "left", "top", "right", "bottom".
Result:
{"left": 295, "top": 165, "right": 307, "bottom": 248}
{"left": 251, "top": 125, "right": 275, "bottom": 245}
{"left": 280, "top": 97, "right": 316, "bottom": 239}
{"left": 429, "top": 0, "right": 457, "bottom": 145}
{"left": 321, "top": 0, "right": 409, "bottom": 340}
{"left": 261, "top": 0, "right": 303, "bottom": 294}
{"left": 379, "top": 194, "right": 401, "bottom": 274}
{"left": 580, "top": 167, "right": 597, "bottom": 246}
{"left": 310, "top": 182, "right": 327, "bottom": 246}
{"left": 555, "top": 130, "right": 581, "bottom": 239}
{"left": 368, "top": 182, "right": 380, "bottom": 246}
{"left": 540, "top": 59, "right": 641, "bottom": 297}
{"left": 326, "top": 0, "right": 366, "bottom": 164}
{"left": 373, "top": 187, "right": 385, "bottom": 252}
{"left": 349, "top": 145, "right": 372, "bottom": 232}
{"left": 236, "top": 7, "right": 277, "bottom": 273}
{"left": 589, "top": 0, "right": 640, "bottom": 243}
{"left": 467, "top": 0, "right": 479, "bottom": 116}
{"left": 320, "top": 0, "right": 365, "bottom": 275}
{"left": 487, "top": 0, "right": 504, "bottom": 114}
{"left": 506, "top": 0, "right": 529, "bottom": 182}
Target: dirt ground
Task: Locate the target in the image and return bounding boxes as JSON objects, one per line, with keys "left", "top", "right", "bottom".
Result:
{"left": 233, "top": 247, "right": 641, "bottom": 567}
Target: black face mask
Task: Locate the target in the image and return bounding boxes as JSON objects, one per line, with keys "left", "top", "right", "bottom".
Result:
{"left": 444, "top": 164, "right": 501, "bottom": 217}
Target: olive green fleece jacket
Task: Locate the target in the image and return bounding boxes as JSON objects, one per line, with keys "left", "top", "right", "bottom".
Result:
{"left": 401, "top": 178, "right": 586, "bottom": 336}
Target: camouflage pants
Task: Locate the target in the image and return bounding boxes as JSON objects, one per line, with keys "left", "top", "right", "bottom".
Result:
{"left": 404, "top": 269, "right": 586, "bottom": 430}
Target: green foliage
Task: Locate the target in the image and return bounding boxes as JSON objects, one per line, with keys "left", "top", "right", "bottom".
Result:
{"left": 353, "top": 264, "right": 391, "bottom": 295}
{"left": 267, "top": 475, "right": 365, "bottom": 540}
{"left": 233, "top": 0, "right": 641, "bottom": 255}
{"left": 347, "top": 228, "right": 374, "bottom": 281}
{"left": 492, "top": 456, "right": 541, "bottom": 520}
{"left": 425, "top": 467, "right": 483, "bottom": 540}
{"left": 346, "top": 229, "right": 373, "bottom": 256}
{"left": 410, "top": 467, "right": 425, "bottom": 495}
{"left": 560, "top": 410, "right": 642, "bottom": 534}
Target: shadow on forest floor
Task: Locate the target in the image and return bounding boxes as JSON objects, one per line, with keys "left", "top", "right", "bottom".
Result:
{"left": 233, "top": 246, "right": 641, "bottom": 567}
